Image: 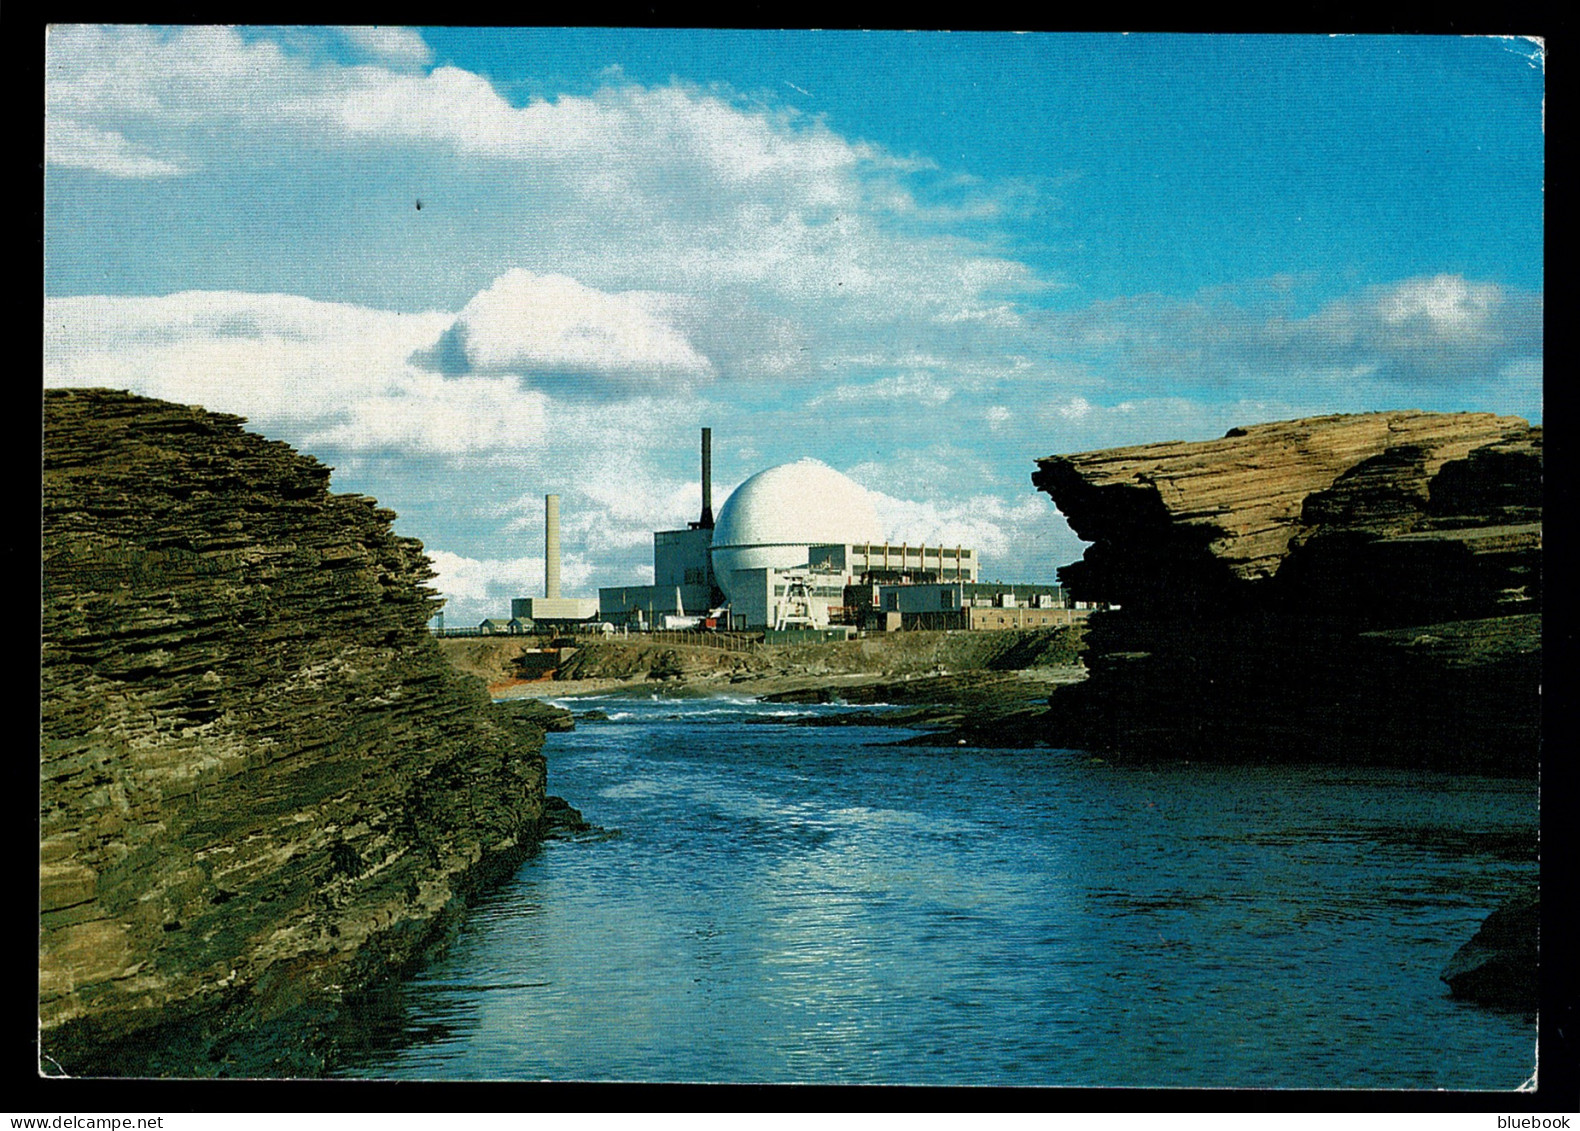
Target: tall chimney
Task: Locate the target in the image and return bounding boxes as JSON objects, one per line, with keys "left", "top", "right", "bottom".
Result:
{"left": 699, "top": 427, "right": 714, "bottom": 529}
{"left": 544, "top": 493, "right": 561, "bottom": 599}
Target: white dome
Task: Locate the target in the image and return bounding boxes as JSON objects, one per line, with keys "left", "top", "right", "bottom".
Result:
{"left": 710, "top": 459, "right": 883, "bottom": 602}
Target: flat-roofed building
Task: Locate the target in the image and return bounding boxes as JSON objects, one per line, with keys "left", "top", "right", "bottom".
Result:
{"left": 827, "top": 541, "right": 980, "bottom": 584}
{"left": 511, "top": 596, "right": 600, "bottom": 625}
{"left": 870, "top": 581, "right": 1076, "bottom": 631}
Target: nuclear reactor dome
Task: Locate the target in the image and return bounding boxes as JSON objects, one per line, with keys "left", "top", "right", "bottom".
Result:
{"left": 710, "top": 459, "right": 883, "bottom": 603}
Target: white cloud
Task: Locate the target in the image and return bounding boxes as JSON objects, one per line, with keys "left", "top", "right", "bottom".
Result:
{"left": 847, "top": 484, "right": 1083, "bottom": 579}
{"left": 334, "top": 26, "right": 432, "bottom": 68}
{"left": 1372, "top": 274, "right": 1502, "bottom": 340}
{"left": 46, "top": 26, "right": 302, "bottom": 130}
{"left": 303, "top": 372, "right": 548, "bottom": 455}
{"left": 1048, "top": 273, "right": 1542, "bottom": 393}
{"left": 1055, "top": 396, "right": 1092, "bottom": 421}
{"left": 44, "top": 117, "right": 187, "bottom": 177}
{"left": 432, "top": 270, "right": 715, "bottom": 395}
{"left": 42, "top": 290, "right": 551, "bottom": 455}
{"left": 424, "top": 548, "right": 596, "bottom": 623}
{"left": 425, "top": 550, "right": 539, "bottom": 605}
{"left": 43, "top": 24, "right": 1049, "bottom": 380}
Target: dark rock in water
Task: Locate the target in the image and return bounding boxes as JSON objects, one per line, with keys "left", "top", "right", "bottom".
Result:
{"left": 40, "top": 389, "right": 570, "bottom": 1077}
{"left": 538, "top": 794, "right": 594, "bottom": 839}
{"left": 495, "top": 698, "right": 576, "bottom": 731}
{"left": 1441, "top": 887, "right": 1539, "bottom": 1011}
{"left": 577, "top": 709, "right": 611, "bottom": 722}
{"left": 1032, "top": 411, "right": 1541, "bottom": 771}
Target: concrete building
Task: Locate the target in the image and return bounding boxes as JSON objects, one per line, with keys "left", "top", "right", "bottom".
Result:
{"left": 865, "top": 581, "right": 1079, "bottom": 631}
{"left": 515, "top": 494, "right": 599, "bottom": 626}
{"left": 812, "top": 541, "right": 980, "bottom": 584}
{"left": 593, "top": 436, "right": 1061, "bottom": 634}
{"left": 708, "top": 459, "right": 884, "bottom": 601}
{"left": 717, "top": 566, "right": 849, "bottom": 631}
{"left": 706, "top": 458, "right": 994, "bottom": 630}
{"left": 598, "top": 430, "right": 723, "bottom": 629}
{"left": 711, "top": 541, "right": 986, "bottom": 630}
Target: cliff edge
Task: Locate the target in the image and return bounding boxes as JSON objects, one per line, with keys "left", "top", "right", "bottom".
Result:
{"left": 1032, "top": 411, "right": 1541, "bottom": 771}
{"left": 41, "top": 389, "right": 557, "bottom": 1076}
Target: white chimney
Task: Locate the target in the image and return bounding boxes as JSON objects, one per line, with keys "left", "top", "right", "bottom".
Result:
{"left": 545, "top": 493, "right": 561, "bottom": 599}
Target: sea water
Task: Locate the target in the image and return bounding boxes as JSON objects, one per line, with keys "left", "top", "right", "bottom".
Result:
{"left": 333, "top": 695, "right": 1539, "bottom": 1088}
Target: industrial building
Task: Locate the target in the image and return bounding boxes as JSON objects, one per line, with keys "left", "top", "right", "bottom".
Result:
{"left": 594, "top": 435, "right": 1001, "bottom": 632}
{"left": 481, "top": 427, "right": 1088, "bottom": 637}
{"left": 597, "top": 429, "right": 726, "bottom": 630}
{"left": 856, "top": 580, "right": 1081, "bottom": 632}
{"left": 512, "top": 493, "right": 600, "bottom": 627}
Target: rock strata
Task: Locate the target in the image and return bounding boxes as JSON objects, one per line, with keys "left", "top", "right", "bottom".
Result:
{"left": 1032, "top": 411, "right": 1541, "bottom": 771}
{"left": 41, "top": 388, "right": 562, "bottom": 1076}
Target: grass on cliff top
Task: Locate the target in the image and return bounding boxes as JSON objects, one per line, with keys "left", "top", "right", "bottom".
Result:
{"left": 437, "top": 625, "right": 1087, "bottom": 688}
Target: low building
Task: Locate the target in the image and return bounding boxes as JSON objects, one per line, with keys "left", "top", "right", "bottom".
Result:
{"left": 869, "top": 581, "right": 1077, "bottom": 631}
{"left": 709, "top": 542, "right": 983, "bottom": 630}
{"left": 595, "top": 585, "right": 697, "bottom": 630}
{"left": 720, "top": 567, "right": 848, "bottom": 631}
{"left": 511, "top": 596, "right": 600, "bottom": 625}
{"left": 964, "top": 605, "right": 1084, "bottom": 630}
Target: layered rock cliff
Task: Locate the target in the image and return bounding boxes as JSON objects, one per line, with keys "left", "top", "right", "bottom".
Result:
{"left": 41, "top": 388, "right": 561, "bottom": 1076}
{"left": 1033, "top": 411, "right": 1541, "bottom": 771}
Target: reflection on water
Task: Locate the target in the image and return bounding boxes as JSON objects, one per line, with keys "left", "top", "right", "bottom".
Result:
{"left": 332, "top": 695, "right": 1538, "bottom": 1087}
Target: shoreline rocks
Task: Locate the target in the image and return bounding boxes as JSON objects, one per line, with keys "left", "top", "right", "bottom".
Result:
{"left": 1440, "top": 886, "right": 1540, "bottom": 1012}
{"left": 41, "top": 389, "right": 567, "bottom": 1077}
{"left": 1032, "top": 411, "right": 1541, "bottom": 773}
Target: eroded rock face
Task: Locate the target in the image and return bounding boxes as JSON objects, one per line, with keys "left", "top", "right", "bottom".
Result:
{"left": 41, "top": 389, "right": 556, "bottom": 1076}
{"left": 1032, "top": 411, "right": 1541, "bottom": 770}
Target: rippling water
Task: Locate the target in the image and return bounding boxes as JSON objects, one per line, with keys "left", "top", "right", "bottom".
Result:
{"left": 334, "top": 695, "right": 1538, "bottom": 1088}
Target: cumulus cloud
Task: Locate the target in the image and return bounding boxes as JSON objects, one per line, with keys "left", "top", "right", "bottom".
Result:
{"left": 1049, "top": 273, "right": 1542, "bottom": 393}
{"left": 42, "top": 290, "right": 549, "bottom": 455}
{"left": 420, "top": 270, "right": 715, "bottom": 396}
{"left": 424, "top": 549, "right": 595, "bottom": 623}
{"left": 501, "top": 468, "right": 705, "bottom": 560}
{"left": 45, "top": 26, "right": 304, "bottom": 177}
{"left": 1305, "top": 274, "right": 1542, "bottom": 381}
{"left": 865, "top": 489, "right": 1044, "bottom": 554}
{"left": 850, "top": 484, "right": 1084, "bottom": 581}
{"left": 44, "top": 24, "right": 1048, "bottom": 382}
{"left": 334, "top": 26, "right": 432, "bottom": 68}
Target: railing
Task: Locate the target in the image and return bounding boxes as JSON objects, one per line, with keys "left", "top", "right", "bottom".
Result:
{"left": 646, "top": 629, "right": 764, "bottom": 654}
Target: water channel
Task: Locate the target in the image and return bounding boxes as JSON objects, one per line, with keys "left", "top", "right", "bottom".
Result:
{"left": 334, "top": 694, "right": 1539, "bottom": 1088}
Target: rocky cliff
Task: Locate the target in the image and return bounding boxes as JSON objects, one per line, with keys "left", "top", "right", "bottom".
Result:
{"left": 41, "top": 388, "right": 562, "bottom": 1076}
{"left": 1032, "top": 411, "right": 1541, "bottom": 771}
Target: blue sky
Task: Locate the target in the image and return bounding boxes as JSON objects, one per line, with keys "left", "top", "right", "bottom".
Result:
{"left": 43, "top": 28, "right": 1545, "bottom": 621}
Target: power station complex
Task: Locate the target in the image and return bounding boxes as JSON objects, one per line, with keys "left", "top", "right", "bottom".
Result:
{"left": 479, "top": 429, "right": 1082, "bottom": 637}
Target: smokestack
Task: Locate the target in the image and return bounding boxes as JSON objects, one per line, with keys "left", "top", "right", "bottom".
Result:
{"left": 545, "top": 493, "right": 561, "bottom": 599}
{"left": 699, "top": 427, "right": 714, "bottom": 529}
